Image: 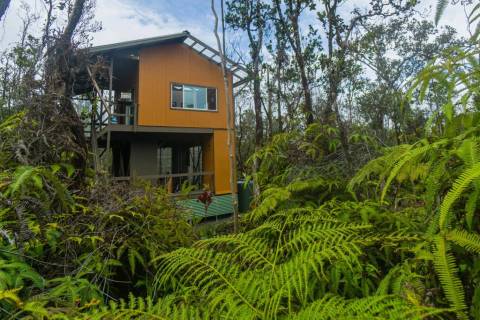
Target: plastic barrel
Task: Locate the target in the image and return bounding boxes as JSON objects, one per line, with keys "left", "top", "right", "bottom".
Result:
{"left": 237, "top": 180, "right": 253, "bottom": 213}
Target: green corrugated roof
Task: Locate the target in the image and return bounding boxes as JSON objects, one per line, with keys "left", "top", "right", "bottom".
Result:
{"left": 178, "top": 194, "right": 234, "bottom": 218}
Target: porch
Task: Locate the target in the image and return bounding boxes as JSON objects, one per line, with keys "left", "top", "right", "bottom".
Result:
{"left": 102, "top": 131, "right": 216, "bottom": 195}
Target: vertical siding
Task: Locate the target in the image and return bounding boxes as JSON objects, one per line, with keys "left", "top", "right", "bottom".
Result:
{"left": 213, "top": 129, "right": 236, "bottom": 194}
{"left": 137, "top": 42, "right": 236, "bottom": 195}
{"left": 138, "top": 43, "right": 233, "bottom": 129}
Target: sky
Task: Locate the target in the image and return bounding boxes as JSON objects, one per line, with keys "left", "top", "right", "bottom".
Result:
{"left": 0, "top": 0, "right": 473, "bottom": 52}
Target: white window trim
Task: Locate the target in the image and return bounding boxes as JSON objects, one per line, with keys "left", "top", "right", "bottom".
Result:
{"left": 171, "top": 83, "right": 218, "bottom": 112}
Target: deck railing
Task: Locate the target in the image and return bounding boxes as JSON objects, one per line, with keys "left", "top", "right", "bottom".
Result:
{"left": 97, "top": 99, "right": 136, "bottom": 130}
{"left": 83, "top": 97, "right": 137, "bottom": 138}
{"left": 112, "top": 172, "right": 215, "bottom": 194}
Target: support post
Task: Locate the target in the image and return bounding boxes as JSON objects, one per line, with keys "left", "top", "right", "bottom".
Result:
{"left": 106, "top": 58, "right": 113, "bottom": 153}
{"left": 89, "top": 92, "right": 99, "bottom": 172}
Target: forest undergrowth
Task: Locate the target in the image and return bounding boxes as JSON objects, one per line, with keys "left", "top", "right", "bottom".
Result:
{"left": 0, "top": 1, "right": 480, "bottom": 319}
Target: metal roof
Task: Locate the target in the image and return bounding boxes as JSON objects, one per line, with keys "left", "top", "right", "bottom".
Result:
{"left": 178, "top": 194, "right": 234, "bottom": 218}
{"left": 89, "top": 31, "right": 249, "bottom": 87}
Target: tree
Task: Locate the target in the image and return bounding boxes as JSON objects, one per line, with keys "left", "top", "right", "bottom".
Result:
{"left": 356, "top": 18, "right": 462, "bottom": 144}
{"left": 316, "top": 0, "right": 415, "bottom": 169}
{"left": 226, "top": 0, "right": 269, "bottom": 150}
{"left": 212, "top": 0, "right": 240, "bottom": 232}
{"left": 273, "top": 0, "right": 317, "bottom": 125}
{"left": 0, "top": 0, "right": 99, "bottom": 174}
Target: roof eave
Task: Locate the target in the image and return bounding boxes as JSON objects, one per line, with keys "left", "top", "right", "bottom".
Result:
{"left": 88, "top": 32, "right": 189, "bottom": 55}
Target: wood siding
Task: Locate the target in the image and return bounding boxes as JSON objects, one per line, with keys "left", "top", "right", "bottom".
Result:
{"left": 212, "top": 129, "right": 236, "bottom": 194}
{"left": 138, "top": 43, "right": 233, "bottom": 129}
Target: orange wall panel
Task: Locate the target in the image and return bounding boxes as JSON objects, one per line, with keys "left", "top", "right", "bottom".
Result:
{"left": 138, "top": 43, "right": 233, "bottom": 129}
{"left": 213, "top": 129, "right": 237, "bottom": 195}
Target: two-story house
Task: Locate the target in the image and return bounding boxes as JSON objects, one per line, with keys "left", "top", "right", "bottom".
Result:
{"left": 78, "top": 31, "right": 248, "bottom": 217}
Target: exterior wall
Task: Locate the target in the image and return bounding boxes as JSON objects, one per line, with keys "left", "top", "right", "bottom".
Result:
{"left": 129, "top": 140, "right": 157, "bottom": 176}
{"left": 136, "top": 42, "right": 236, "bottom": 195}
{"left": 138, "top": 43, "right": 234, "bottom": 129}
{"left": 212, "top": 129, "right": 236, "bottom": 195}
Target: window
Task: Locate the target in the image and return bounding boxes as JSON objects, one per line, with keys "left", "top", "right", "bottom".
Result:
{"left": 171, "top": 83, "right": 217, "bottom": 111}
{"left": 172, "top": 85, "right": 183, "bottom": 108}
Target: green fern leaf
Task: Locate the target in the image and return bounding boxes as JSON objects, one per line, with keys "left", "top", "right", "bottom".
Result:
{"left": 447, "top": 229, "right": 480, "bottom": 254}
{"left": 381, "top": 140, "right": 445, "bottom": 202}
{"left": 439, "top": 162, "right": 480, "bottom": 230}
{"left": 432, "top": 236, "right": 467, "bottom": 319}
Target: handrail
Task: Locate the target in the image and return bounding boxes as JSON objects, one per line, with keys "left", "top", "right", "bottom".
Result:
{"left": 112, "top": 171, "right": 214, "bottom": 181}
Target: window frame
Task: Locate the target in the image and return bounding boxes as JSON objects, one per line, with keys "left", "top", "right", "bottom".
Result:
{"left": 170, "top": 83, "right": 218, "bottom": 112}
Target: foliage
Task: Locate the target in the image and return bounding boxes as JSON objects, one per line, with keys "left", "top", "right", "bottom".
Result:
{"left": 1, "top": 1, "right": 480, "bottom": 319}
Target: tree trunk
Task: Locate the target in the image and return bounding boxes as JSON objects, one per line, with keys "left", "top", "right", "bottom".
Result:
{"left": 211, "top": 0, "right": 240, "bottom": 233}
{"left": 275, "top": 36, "right": 284, "bottom": 133}
{"left": 44, "top": 0, "right": 88, "bottom": 174}
{"left": 253, "top": 65, "right": 264, "bottom": 148}
{"left": 266, "top": 68, "right": 273, "bottom": 138}
{"left": 296, "top": 51, "right": 314, "bottom": 125}
{"left": 274, "top": 0, "right": 314, "bottom": 125}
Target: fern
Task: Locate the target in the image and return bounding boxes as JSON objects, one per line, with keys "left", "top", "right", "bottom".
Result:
{"left": 446, "top": 229, "right": 480, "bottom": 254}
{"left": 381, "top": 139, "right": 447, "bottom": 202}
{"left": 432, "top": 236, "right": 467, "bottom": 319}
{"left": 151, "top": 195, "right": 423, "bottom": 319}
{"left": 464, "top": 188, "right": 478, "bottom": 231}
{"left": 348, "top": 144, "right": 410, "bottom": 195}
{"left": 439, "top": 162, "right": 480, "bottom": 230}
{"left": 293, "top": 294, "right": 448, "bottom": 319}
{"left": 0, "top": 288, "right": 22, "bottom": 307}
{"left": 74, "top": 294, "right": 209, "bottom": 319}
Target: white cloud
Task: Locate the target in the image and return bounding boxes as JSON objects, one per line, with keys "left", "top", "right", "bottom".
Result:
{"left": 92, "top": 0, "right": 216, "bottom": 47}
{"left": 0, "top": 0, "right": 42, "bottom": 49}
{"left": 0, "top": 0, "right": 473, "bottom": 52}
{"left": 0, "top": 0, "right": 218, "bottom": 51}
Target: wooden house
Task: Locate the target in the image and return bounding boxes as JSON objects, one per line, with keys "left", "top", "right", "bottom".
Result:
{"left": 78, "top": 31, "right": 248, "bottom": 216}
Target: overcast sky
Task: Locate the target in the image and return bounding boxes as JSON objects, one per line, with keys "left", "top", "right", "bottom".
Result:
{"left": 0, "top": 0, "right": 473, "bottom": 51}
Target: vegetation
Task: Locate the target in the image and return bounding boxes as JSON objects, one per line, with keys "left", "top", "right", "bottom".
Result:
{"left": 0, "top": 0, "right": 480, "bottom": 319}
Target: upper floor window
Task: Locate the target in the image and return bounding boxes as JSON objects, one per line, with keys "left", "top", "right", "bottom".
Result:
{"left": 171, "top": 83, "right": 217, "bottom": 111}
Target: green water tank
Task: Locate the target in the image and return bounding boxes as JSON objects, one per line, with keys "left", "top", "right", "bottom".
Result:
{"left": 237, "top": 180, "right": 253, "bottom": 213}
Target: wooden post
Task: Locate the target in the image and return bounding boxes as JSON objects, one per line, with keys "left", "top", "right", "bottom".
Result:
{"left": 86, "top": 66, "right": 113, "bottom": 118}
{"left": 89, "top": 93, "right": 99, "bottom": 172}
{"left": 107, "top": 58, "right": 113, "bottom": 152}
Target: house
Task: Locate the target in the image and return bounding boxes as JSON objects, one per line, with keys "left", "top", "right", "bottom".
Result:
{"left": 77, "top": 31, "right": 248, "bottom": 217}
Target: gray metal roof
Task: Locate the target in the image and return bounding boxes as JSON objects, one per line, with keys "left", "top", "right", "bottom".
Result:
{"left": 89, "top": 31, "right": 249, "bottom": 87}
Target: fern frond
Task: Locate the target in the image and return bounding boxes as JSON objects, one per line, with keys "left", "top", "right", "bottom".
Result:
{"left": 424, "top": 158, "right": 447, "bottom": 212}
{"left": 432, "top": 236, "right": 467, "bottom": 319}
{"left": 195, "top": 234, "right": 274, "bottom": 268}
{"left": 154, "top": 248, "right": 263, "bottom": 317}
{"left": 446, "top": 229, "right": 480, "bottom": 254}
{"left": 439, "top": 161, "right": 480, "bottom": 230}
{"left": 381, "top": 139, "right": 446, "bottom": 202}
{"left": 281, "top": 221, "right": 371, "bottom": 254}
{"left": 82, "top": 294, "right": 207, "bottom": 320}
{"left": 247, "top": 187, "right": 291, "bottom": 224}
{"left": 293, "top": 294, "right": 448, "bottom": 319}
{"left": 348, "top": 145, "right": 410, "bottom": 194}
{"left": 465, "top": 187, "right": 479, "bottom": 231}
{"left": 0, "top": 288, "right": 22, "bottom": 307}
